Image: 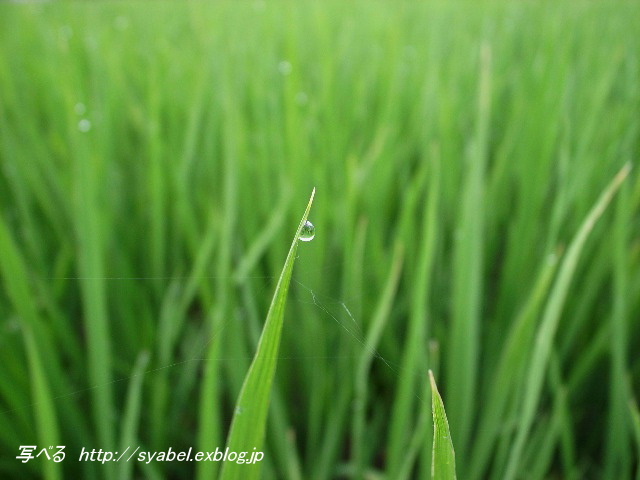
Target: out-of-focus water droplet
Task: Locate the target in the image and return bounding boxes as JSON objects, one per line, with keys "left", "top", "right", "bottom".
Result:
{"left": 295, "top": 92, "right": 308, "bottom": 106}
{"left": 74, "top": 102, "right": 86, "bottom": 115}
{"left": 299, "top": 220, "right": 315, "bottom": 242}
{"left": 278, "top": 60, "right": 292, "bottom": 75}
{"left": 78, "top": 119, "right": 91, "bottom": 132}
{"left": 85, "top": 35, "right": 98, "bottom": 51}
{"left": 114, "top": 16, "right": 130, "bottom": 31}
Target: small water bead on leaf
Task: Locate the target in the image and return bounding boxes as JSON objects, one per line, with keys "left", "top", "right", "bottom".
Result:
{"left": 299, "top": 220, "right": 315, "bottom": 242}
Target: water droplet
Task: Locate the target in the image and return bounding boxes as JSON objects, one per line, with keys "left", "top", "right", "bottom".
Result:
{"left": 278, "top": 60, "right": 292, "bottom": 75}
{"left": 114, "top": 16, "right": 130, "bottom": 31}
{"left": 78, "top": 119, "right": 91, "bottom": 132}
{"left": 299, "top": 220, "right": 315, "bottom": 242}
{"left": 74, "top": 102, "right": 86, "bottom": 115}
{"left": 295, "top": 92, "right": 308, "bottom": 106}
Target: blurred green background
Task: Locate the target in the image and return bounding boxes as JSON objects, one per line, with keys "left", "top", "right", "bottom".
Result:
{"left": 1, "top": 1, "right": 639, "bottom": 479}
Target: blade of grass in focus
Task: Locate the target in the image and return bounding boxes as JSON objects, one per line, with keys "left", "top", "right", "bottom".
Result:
{"left": 429, "top": 370, "right": 456, "bottom": 480}
{"left": 219, "top": 188, "right": 316, "bottom": 480}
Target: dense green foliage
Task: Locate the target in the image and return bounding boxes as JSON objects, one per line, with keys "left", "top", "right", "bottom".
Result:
{"left": 0, "top": 1, "right": 639, "bottom": 479}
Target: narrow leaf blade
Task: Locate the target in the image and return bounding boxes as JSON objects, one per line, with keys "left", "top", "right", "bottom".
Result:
{"left": 219, "top": 188, "right": 315, "bottom": 480}
{"left": 430, "top": 370, "right": 457, "bottom": 480}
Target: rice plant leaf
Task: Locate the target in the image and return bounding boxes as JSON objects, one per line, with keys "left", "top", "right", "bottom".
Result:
{"left": 429, "top": 370, "right": 457, "bottom": 480}
{"left": 0, "top": 215, "right": 62, "bottom": 480}
{"left": 219, "top": 188, "right": 316, "bottom": 480}
{"left": 118, "top": 351, "right": 150, "bottom": 480}
{"left": 503, "top": 163, "right": 632, "bottom": 479}
{"left": 628, "top": 387, "right": 640, "bottom": 480}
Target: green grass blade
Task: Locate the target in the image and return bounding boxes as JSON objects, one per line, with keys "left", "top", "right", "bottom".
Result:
{"left": 446, "top": 43, "right": 491, "bottom": 459}
{"left": 0, "top": 215, "right": 61, "bottom": 480}
{"left": 628, "top": 384, "right": 640, "bottom": 480}
{"left": 469, "top": 250, "right": 560, "bottom": 478}
{"left": 351, "top": 241, "right": 404, "bottom": 477}
{"left": 118, "top": 351, "right": 150, "bottom": 480}
{"left": 429, "top": 370, "right": 456, "bottom": 480}
{"left": 72, "top": 153, "right": 116, "bottom": 469}
{"left": 219, "top": 188, "right": 316, "bottom": 480}
{"left": 233, "top": 191, "right": 291, "bottom": 283}
{"left": 387, "top": 154, "right": 438, "bottom": 478}
{"left": 395, "top": 378, "right": 433, "bottom": 480}
{"left": 605, "top": 180, "right": 632, "bottom": 477}
{"left": 503, "top": 163, "right": 632, "bottom": 479}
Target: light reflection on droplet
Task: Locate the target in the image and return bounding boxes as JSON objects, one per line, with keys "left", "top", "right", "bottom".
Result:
{"left": 299, "top": 220, "right": 315, "bottom": 242}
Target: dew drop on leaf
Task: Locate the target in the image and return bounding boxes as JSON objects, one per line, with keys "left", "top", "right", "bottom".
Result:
{"left": 299, "top": 220, "right": 315, "bottom": 242}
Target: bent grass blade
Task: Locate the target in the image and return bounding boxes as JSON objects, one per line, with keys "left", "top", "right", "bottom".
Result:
{"left": 219, "top": 188, "right": 316, "bottom": 480}
{"left": 503, "top": 163, "right": 632, "bottom": 479}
